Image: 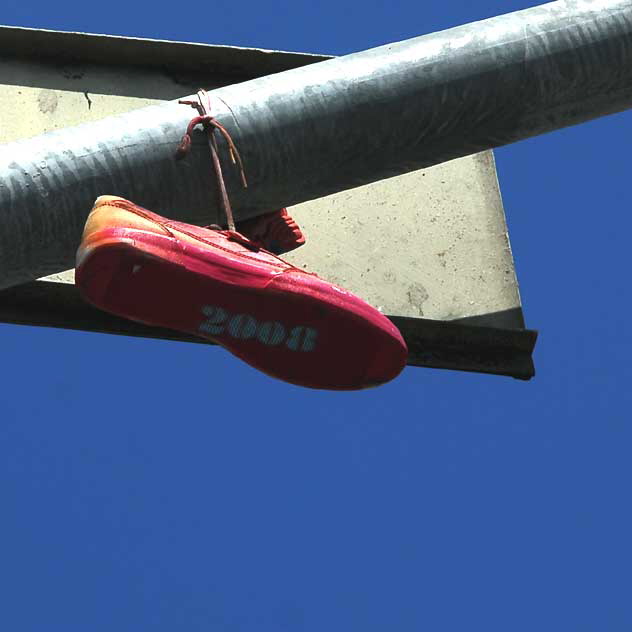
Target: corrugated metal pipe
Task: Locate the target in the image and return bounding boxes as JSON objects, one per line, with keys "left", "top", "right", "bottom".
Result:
{"left": 1, "top": 0, "right": 632, "bottom": 289}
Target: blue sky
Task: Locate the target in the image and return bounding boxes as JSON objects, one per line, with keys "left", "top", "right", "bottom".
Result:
{"left": 1, "top": 1, "right": 631, "bottom": 630}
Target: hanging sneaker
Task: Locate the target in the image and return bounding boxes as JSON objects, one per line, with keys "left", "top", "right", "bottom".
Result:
{"left": 75, "top": 196, "right": 407, "bottom": 390}
{"left": 235, "top": 208, "right": 305, "bottom": 255}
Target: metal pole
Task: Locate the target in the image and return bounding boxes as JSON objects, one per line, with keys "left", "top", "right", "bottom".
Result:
{"left": 2, "top": 0, "right": 632, "bottom": 290}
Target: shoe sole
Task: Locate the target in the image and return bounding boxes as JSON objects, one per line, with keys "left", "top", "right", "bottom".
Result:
{"left": 76, "top": 227, "right": 407, "bottom": 390}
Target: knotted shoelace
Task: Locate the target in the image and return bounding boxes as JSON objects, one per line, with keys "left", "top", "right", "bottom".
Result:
{"left": 176, "top": 90, "right": 247, "bottom": 233}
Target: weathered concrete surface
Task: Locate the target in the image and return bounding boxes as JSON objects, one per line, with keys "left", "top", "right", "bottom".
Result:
{"left": 0, "top": 30, "right": 523, "bottom": 326}
{"left": 284, "top": 151, "right": 519, "bottom": 322}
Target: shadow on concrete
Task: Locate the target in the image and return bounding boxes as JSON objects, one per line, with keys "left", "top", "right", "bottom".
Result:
{"left": 0, "top": 25, "right": 331, "bottom": 99}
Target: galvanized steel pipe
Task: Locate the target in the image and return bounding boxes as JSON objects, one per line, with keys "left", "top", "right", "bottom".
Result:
{"left": 2, "top": 0, "right": 632, "bottom": 289}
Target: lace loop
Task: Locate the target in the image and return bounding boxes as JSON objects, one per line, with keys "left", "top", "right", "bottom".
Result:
{"left": 176, "top": 90, "right": 247, "bottom": 232}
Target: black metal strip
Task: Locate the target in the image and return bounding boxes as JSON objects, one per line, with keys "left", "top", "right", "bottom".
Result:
{"left": 0, "top": 281, "right": 537, "bottom": 380}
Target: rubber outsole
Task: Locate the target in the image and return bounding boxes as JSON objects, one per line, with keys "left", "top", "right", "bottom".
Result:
{"left": 76, "top": 229, "right": 407, "bottom": 390}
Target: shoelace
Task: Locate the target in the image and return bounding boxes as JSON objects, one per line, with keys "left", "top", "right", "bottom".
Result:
{"left": 176, "top": 90, "right": 247, "bottom": 233}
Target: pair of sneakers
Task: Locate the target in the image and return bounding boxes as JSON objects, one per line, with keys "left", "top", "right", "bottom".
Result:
{"left": 75, "top": 196, "right": 407, "bottom": 389}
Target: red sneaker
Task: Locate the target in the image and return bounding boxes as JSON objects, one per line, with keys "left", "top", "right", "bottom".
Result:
{"left": 236, "top": 208, "right": 305, "bottom": 255}
{"left": 75, "top": 196, "right": 407, "bottom": 390}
